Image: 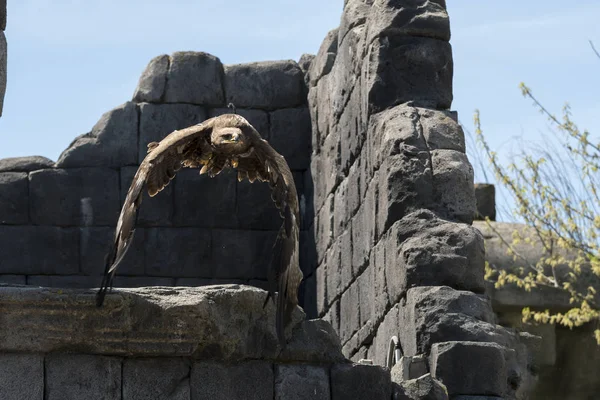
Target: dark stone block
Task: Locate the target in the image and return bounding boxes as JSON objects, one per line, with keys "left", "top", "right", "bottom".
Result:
{"left": 211, "top": 230, "right": 278, "bottom": 280}
{"left": 45, "top": 354, "right": 121, "bottom": 400}
{"left": 173, "top": 169, "right": 237, "bottom": 228}
{"left": 164, "top": 51, "right": 225, "bottom": 106}
{"left": 430, "top": 341, "right": 507, "bottom": 397}
{"left": 275, "top": 365, "right": 330, "bottom": 400}
{"left": 474, "top": 183, "right": 496, "bottom": 221}
{"left": 0, "top": 0, "right": 5, "bottom": 30}
{"left": 418, "top": 108, "right": 466, "bottom": 152}
{"left": 174, "top": 277, "right": 244, "bottom": 287}
{"left": 339, "top": 281, "right": 361, "bottom": 344}
{"left": 29, "top": 168, "right": 120, "bottom": 226}
{"left": 133, "top": 54, "right": 169, "bottom": 103}
{"left": 209, "top": 107, "right": 269, "bottom": 138}
{"left": 299, "top": 230, "right": 317, "bottom": 277}
{"left": 138, "top": 103, "right": 207, "bottom": 163}
{"left": 269, "top": 107, "right": 312, "bottom": 170}
{"left": 27, "top": 275, "right": 99, "bottom": 289}
{"left": 80, "top": 227, "right": 145, "bottom": 277}
{"left": 224, "top": 60, "right": 305, "bottom": 109}
{"left": 0, "top": 172, "right": 28, "bottom": 224}
{"left": 363, "top": 36, "right": 453, "bottom": 113}
{"left": 57, "top": 102, "right": 139, "bottom": 168}
{"left": 0, "top": 155, "right": 54, "bottom": 172}
{"left": 331, "top": 363, "right": 392, "bottom": 400}
{"left": 236, "top": 179, "right": 282, "bottom": 231}
{"left": 393, "top": 373, "right": 449, "bottom": 400}
{"left": 191, "top": 361, "right": 274, "bottom": 400}
{"left": 112, "top": 276, "right": 174, "bottom": 287}
{"left": 0, "top": 354, "right": 43, "bottom": 400}
{"left": 432, "top": 149, "right": 476, "bottom": 224}
{"left": 121, "top": 166, "right": 173, "bottom": 226}
{"left": 0, "top": 226, "right": 79, "bottom": 275}
{"left": 123, "top": 358, "right": 190, "bottom": 400}
{"left": 145, "top": 228, "right": 211, "bottom": 278}
{"left": 0, "top": 275, "right": 26, "bottom": 284}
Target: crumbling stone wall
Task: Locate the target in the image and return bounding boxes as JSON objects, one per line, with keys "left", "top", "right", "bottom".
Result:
{"left": 0, "top": 53, "right": 313, "bottom": 292}
{"left": 0, "top": 0, "right": 6, "bottom": 115}
{"left": 306, "top": 1, "right": 534, "bottom": 398}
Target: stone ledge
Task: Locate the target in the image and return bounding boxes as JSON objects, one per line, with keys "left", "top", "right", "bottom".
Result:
{"left": 0, "top": 284, "right": 344, "bottom": 363}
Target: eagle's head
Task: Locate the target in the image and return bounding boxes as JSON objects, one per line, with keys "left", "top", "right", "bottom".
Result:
{"left": 210, "top": 114, "right": 252, "bottom": 154}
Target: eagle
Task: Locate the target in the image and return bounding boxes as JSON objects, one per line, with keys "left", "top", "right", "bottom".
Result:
{"left": 95, "top": 113, "right": 303, "bottom": 346}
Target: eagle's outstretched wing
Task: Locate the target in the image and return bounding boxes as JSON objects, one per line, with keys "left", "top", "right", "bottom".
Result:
{"left": 95, "top": 117, "right": 217, "bottom": 306}
{"left": 237, "top": 136, "right": 303, "bottom": 346}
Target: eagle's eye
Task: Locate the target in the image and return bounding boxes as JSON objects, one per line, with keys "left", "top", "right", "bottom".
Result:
{"left": 222, "top": 134, "right": 233, "bottom": 141}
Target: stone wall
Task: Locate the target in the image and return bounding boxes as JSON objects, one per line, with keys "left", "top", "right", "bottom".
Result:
{"left": 306, "top": 1, "right": 533, "bottom": 398}
{"left": 0, "top": 0, "right": 6, "bottom": 115}
{"left": 0, "top": 53, "right": 314, "bottom": 297}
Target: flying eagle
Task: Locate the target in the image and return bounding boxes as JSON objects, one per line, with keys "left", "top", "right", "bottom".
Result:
{"left": 95, "top": 113, "right": 303, "bottom": 346}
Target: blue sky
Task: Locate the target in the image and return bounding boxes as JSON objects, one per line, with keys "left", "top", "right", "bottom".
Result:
{"left": 2, "top": 1, "right": 600, "bottom": 220}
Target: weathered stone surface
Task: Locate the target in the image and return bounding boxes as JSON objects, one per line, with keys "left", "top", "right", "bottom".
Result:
{"left": 0, "top": 172, "right": 28, "bottom": 224}
{"left": 0, "top": 155, "right": 54, "bottom": 172}
{"left": 391, "top": 355, "right": 428, "bottom": 382}
{"left": 339, "top": 0, "right": 371, "bottom": 43}
{"left": 45, "top": 354, "right": 121, "bottom": 400}
{"left": 0, "top": 354, "right": 43, "bottom": 400}
{"left": 209, "top": 107, "right": 269, "bottom": 138}
{"left": 0, "top": 285, "right": 309, "bottom": 358}
{"left": 138, "top": 102, "right": 206, "bottom": 163}
{"left": 331, "top": 363, "right": 392, "bottom": 400}
{"left": 430, "top": 341, "right": 507, "bottom": 397}
{"left": 366, "top": 304, "right": 401, "bottom": 366}
{"left": 275, "top": 365, "right": 330, "bottom": 400}
{"left": 0, "top": 226, "right": 79, "bottom": 275}
{"left": 269, "top": 107, "right": 312, "bottom": 170}
{"left": 224, "top": 60, "right": 305, "bottom": 109}
{"left": 80, "top": 227, "right": 145, "bottom": 277}
{"left": 29, "top": 168, "right": 120, "bottom": 226}
{"left": 393, "top": 373, "right": 449, "bottom": 400}
{"left": 431, "top": 149, "right": 475, "bottom": 223}
{"left": 123, "top": 358, "right": 190, "bottom": 400}
{"left": 191, "top": 361, "right": 273, "bottom": 400}
{"left": 0, "top": 32, "right": 5, "bottom": 116}
{"left": 121, "top": 166, "right": 173, "bottom": 226}
{"left": 27, "top": 274, "right": 173, "bottom": 289}
{"left": 145, "top": 228, "right": 211, "bottom": 278}
{"left": 363, "top": 36, "right": 453, "bottom": 113}
{"left": 366, "top": 0, "right": 450, "bottom": 44}
{"left": 279, "top": 319, "right": 345, "bottom": 363}
{"left": 339, "top": 278, "right": 361, "bottom": 344}
{"left": 0, "top": 0, "right": 5, "bottom": 30}
{"left": 211, "top": 230, "right": 277, "bottom": 280}
{"left": 57, "top": 102, "right": 139, "bottom": 167}
{"left": 309, "top": 28, "right": 338, "bottom": 86}
{"left": 133, "top": 54, "right": 169, "bottom": 103}
{"left": 418, "top": 108, "right": 466, "bottom": 152}
{"left": 0, "top": 275, "right": 26, "bottom": 284}
{"left": 474, "top": 183, "right": 496, "bottom": 221}
{"left": 164, "top": 51, "right": 225, "bottom": 105}
{"left": 173, "top": 168, "right": 237, "bottom": 228}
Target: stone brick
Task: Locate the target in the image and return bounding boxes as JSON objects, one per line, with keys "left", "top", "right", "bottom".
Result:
{"left": 393, "top": 373, "right": 449, "bottom": 400}
{"left": 0, "top": 155, "right": 54, "bottom": 172}
{"left": 209, "top": 107, "right": 270, "bottom": 138}
{"left": 279, "top": 319, "right": 345, "bottom": 364}
{"left": 112, "top": 276, "right": 174, "bottom": 287}
{"left": 275, "top": 365, "right": 330, "bottom": 400}
{"left": 309, "top": 28, "right": 338, "bottom": 86}
{"left": 316, "top": 264, "right": 328, "bottom": 316}
{"left": 325, "top": 240, "right": 342, "bottom": 306}
{"left": 191, "top": 361, "right": 273, "bottom": 400}
{"left": 339, "top": 83, "right": 367, "bottom": 173}
{"left": 0, "top": 274, "right": 26, "bottom": 284}
{"left": 57, "top": 102, "right": 139, "bottom": 168}
{"left": 133, "top": 54, "right": 169, "bottom": 103}
{"left": 339, "top": 228, "right": 353, "bottom": 290}
{"left": 339, "top": 281, "right": 361, "bottom": 344}
{"left": 363, "top": 36, "right": 452, "bottom": 113}
{"left": 0, "top": 32, "right": 6, "bottom": 116}
{"left": 173, "top": 168, "right": 237, "bottom": 228}
{"left": 368, "top": 304, "right": 401, "bottom": 366}
{"left": 29, "top": 168, "right": 120, "bottom": 226}
{"left": 45, "top": 354, "right": 121, "bottom": 400}
{"left": 366, "top": 0, "right": 450, "bottom": 44}
{"left": 164, "top": 51, "right": 225, "bottom": 106}
{"left": 474, "top": 183, "right": 496, "bottom": 221}
{"left": 351, "top": 177, "right": 376, "bottom": 271}
{"left": 431, "top": 149, "right": 476, "bottom": 223}
{"left": 0, "top": 354, "right": 43, "bottom": 400}
{"left": 80, "top": 227, "right": 145, "bottom": 277}
{"left": 123, "top": 358, "right": 190, "bottom": 400}
{"left": 121, "top": 166, "right": 173, "bottom": 226}
{"left": 211, "top": 229, "right": 278, "bottom": 281}
{"left": 331, "top": 363, "right": 392, "bottom": 400}
{"left": 145, "top": 228, "right": 211, "bottom": 278}
{"left": 0, "top": 0, "right": 5, "bottom": 30}
{"left": 418, "top": 108, "right": 466, "bottom": 152}
{"left": 430, "top": 341, "right": 507, "bottom": 397}
{"left": 174, "top": 277, "right": 244, "bottom": 287}
{"left": 357, "top": 265, "right": 373, "bottom": 327}
{"left": 236, "top": 179, "right": 282, "bottom": 231}
{"left": 339, "top": 1, "right": 370, "bottom": 43}
{"left": 0, "top": 226, "right": 79, "bottom": 275}
{"left": 0, "top": 172, "right": 28, "bottom": 224}
{"left": 315, "top": 194, "right": 334, "bottom": 265}
{"left": 332, "top": 178, "right": 348, "bottom": 238}
{"left": 269, "top": 107, "right": 312, "bottom": 170}
{"left": 299, "top": 273, "right": 317, "bottom": 318}
{"left": 27, "top": 275, "right": 99, "bottom": 288}
{"left": 138, "top": 102, "right": 207, "bottom": 163}
{"left": 298, "top": 53, "right": 315, "bottom": 86}
{"left": 299, "top": 230, "right": 317, "bottom": 277}
{"left": 224, "top": 60, "right": 305, "bottom": 109}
